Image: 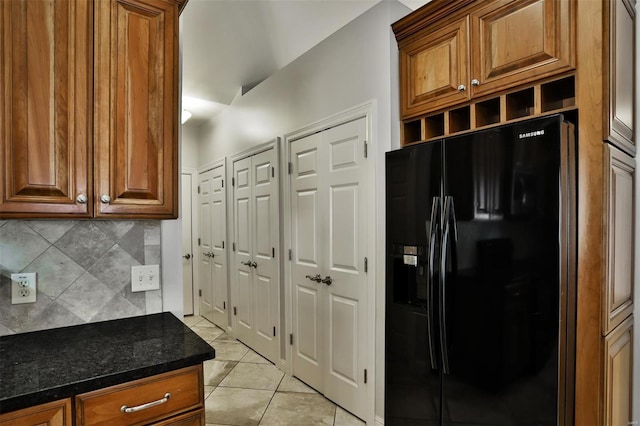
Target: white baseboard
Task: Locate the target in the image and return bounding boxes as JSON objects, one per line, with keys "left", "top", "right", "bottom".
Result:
{"left": 374, "top": 415, "right": 384, "bottom": 426}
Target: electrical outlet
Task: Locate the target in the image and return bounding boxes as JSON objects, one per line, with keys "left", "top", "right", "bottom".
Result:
{"left": 11, "top": 273, "right": 37, "bottom": 304}
{"left": 131, "top": 265, "right": 160, "bottom": 292}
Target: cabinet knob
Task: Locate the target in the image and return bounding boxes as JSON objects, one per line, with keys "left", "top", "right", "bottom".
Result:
{"left": 76, "top": 194, "right": 88, "bottom": 204}
{"left": 457, "top": 84, "right": 467, "bottom": 91}
{"left": 100, "top": 194, "right": 111, "bottom": 204}
{"left": 471, "top": 79, "right": 480, "bottom": 86}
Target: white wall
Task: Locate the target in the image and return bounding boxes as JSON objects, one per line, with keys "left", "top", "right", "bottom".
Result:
{"left": 182, "top": 123, "right": 201, "bottom": 170}
{"left": 196, "top": 1, "right": 411, "bottom": 422}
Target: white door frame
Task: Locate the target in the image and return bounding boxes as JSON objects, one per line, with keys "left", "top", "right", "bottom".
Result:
{"left": 229, "top": 139, "right": 282, "bottom": 361}
{"left": 283, "top": 101, "right": 376, "bottom": 424}
{"left": 182, "top": 167, "right": 199, "bottom": 315}
{"left": 197, "top": 158, "right": 228, "bottom": 324}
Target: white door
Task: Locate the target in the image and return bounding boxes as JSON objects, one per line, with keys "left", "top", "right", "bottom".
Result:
{"left": 233, "top": 156, "right": 254, "bottom": 345}
{"left": 250, "top": 149, "right": 279, "bottom": 362}
{"left": 232, "top": 146, "right": 280, "bottom": 363}
{"left": 198, "top": 169, "right": 215, "bottom": 321}
{"left": 199, "top": 164, "right": 229, "bottom": 327}
{"left": 182, "top": 173, "right": 194, "bottom": 316}
{"left": 290, "top": 117, "right": 368, "bottom": 418}
{"left": 210, "top": 163, "right": 228, "bottom": 328}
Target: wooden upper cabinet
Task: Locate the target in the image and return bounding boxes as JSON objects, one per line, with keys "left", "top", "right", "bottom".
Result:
{"left": 94, "top": 0, "right": 179, "bottom": 218}
{"left": 399, "top": 17, "right": 470, "bottom": 118}
{"left": 470, "top": 0, "right": 575, "bottom": 98}
{"left": 393, "top": 0, "right": 576, "bottom": 119}
{"left": 0, "top": 0, "right": 93, "bottom": 217}
{"left": 603, "top": 144, "right": 635, "bottom": 335}
{"left": 605, "top": 0, "right": 635, "bottom": 155}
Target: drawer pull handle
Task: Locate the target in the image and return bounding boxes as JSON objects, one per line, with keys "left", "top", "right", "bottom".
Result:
{"left": 120, "top": 393, "right": 171, "bottom": 413}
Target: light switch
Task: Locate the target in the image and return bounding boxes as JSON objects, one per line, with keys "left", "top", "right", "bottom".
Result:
{"left": 131, "top": 265, "right": 160, "bottom": 292}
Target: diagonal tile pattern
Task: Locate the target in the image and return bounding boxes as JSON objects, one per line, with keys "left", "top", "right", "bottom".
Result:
{"left": 185, "top": 316, "right": 365, "bottom": 426}
{"left": 0, "top": 220, "right": 162, "bottom": 334}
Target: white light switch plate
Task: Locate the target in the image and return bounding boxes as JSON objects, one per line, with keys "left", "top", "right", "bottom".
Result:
{"left": 131, "top": 265, "right": 160, "bottom": 292}
{"left": 11, "top": 273, "right": 37, "bottom": 304}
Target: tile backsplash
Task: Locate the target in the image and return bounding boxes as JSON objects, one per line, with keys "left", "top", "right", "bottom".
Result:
{"left": 0, "top": 220, "right": 163, "bottom": 336}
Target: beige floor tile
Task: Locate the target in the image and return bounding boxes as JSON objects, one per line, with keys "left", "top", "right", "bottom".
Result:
{"left": 204, "top": 385, "right": 216, "bottom": 399}
{"left": 192, "top": 325, "right": 225, "bottom": 342}
{"left": 194, "top": 318, "right": 217, "bottom": 328}
{"left": 210, "top": 341, "right": 250, "bottom": 361}
{"left": 204, "top": 359, "right": 238, "bottom": 386}
{"left": 214, "top": 333, "right": 239, "bottom": 343}
{"left": 184, "top": 315, "right": 204, "bottom": 327}
{"left": 220, "top": 363, "right": 284, "bottom": 390}
{"left": 259, "top": 392, "right": 336, "bottom": 425}
{"left": 277, "top": 375, "right": 318, "bottom": 394}
{"left": 240, "top": 350, "right": 271, "bottom": 364}
{"left": 334, "top": 406, "right": 365, "bottom": 426}
{"left": 205, "top": 387, "right": 274, "bottom": 426}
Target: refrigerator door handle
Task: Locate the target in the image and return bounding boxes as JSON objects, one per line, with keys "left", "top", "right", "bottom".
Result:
{"left": 426, "top": 196, "right": 441, "bottom": 370}
{"left": 439, "top": 196, "right": 455, "bottom": 375}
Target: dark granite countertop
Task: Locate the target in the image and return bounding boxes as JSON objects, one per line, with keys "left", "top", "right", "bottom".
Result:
{"left": 0, "top": 312, "right": 215, "bottom": 414}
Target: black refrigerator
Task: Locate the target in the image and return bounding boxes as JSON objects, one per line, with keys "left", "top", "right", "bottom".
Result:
{"left": 385, "top": 115, "right": 576, "bottom": 426}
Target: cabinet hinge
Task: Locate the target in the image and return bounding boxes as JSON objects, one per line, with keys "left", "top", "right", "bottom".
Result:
{"left": 234, "top": 306, "right": 237, "bottom": 316}
{"left": 222, "top": 241, "right": 225, "bottom": 249}
{"left": 198, "top": 238, "right": 201, "bottom": 246}
{"left": 272, "top": 166, "right": 275, "bottom": 178}
{"left": 197, "top": 185, "right": 201, "bottom": 194}
{"left": 199, "top": 289, "right": 202, "bottom": 297}
{"left": 288, "top": 162, "right": 292, "bottom": 175}
{"left": 273, "top": 326, "right": 276, "bottom": 337}
{"left": 364, "top": 257, "right": 368, "bottom": 273}
{"left": 290, "top": 333, "right": 293, "bottom": 345}
{"left": 289, "top": 249, "right": 292, "bottom": 261}
{"left": 222, "top": 179, "right": 224, "bottom": 188}
{"left": 272, "top": 247, "right": 275, "bottom": 258}
{"left": 364, "top": 369, "right": 367, "bottom": 384}
{"left": 223, "top": 301, "right": 226, "bottom": 310}
{"left": 364, "top": 141, "right": 368, "bottom": 158}
{"left": 232, "top": 177, "right": 235, "bottom": 186}
{"left": 233, "top": 242, "right": 236, "bottom": 252}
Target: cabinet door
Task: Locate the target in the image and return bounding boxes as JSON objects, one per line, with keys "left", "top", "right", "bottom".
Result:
{"left": 94, "top": 0, "right": 179, "bottom": 218}
{"left": 0, "top": 0, "right": 92, "bottom": 218}
{"left": 603, "top": 316, "right": 633, "bottom": 426}
{"left": 603, "top": 144, "right": 635, "bottom": 334}
{"left": 0, "top": 398, "right": 72, "bottom": 426}
{"left": 606, "top": 0, "right": 635, "bottom": 155}
{"left": 470, "top": 0, "right": 575, "bottom": 97}
{"left": 398, "top": 17, "right": 470, "bottom": 118}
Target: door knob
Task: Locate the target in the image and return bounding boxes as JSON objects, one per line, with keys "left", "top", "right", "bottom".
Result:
{"left": 321, "top": 276, "right": 333, "bottom": 285}
{"left": 457, "top": 84, "right": 467, "bottom": 92}
{"left": 241, "top": 260, "right": 252, "bottom": 266}
{"left": 100, "top": 194, "right": 111, "bottom": 204}
{"left": 250, "top": 261, "right": 258, "bottom": 268}
{"left": 183, "top": 253, "right": 191, "bottom": 260}
{"left": 305, "top": 274, "right": 322, "bottom": 283}
{"left": 471, "top": 78, "right": 480, "bottom": 86}
{"left": 207, "top": 252, "right": 215, "bottom": 258}
{"left": 76, "top": 194, "right": 88, "bottom": 204}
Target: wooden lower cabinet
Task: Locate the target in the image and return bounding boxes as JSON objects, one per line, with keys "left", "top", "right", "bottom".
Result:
{"left": 603, "top": 315, "right": 633, "bottom": 426}
{"left": 0, "top": 398, "right": 72, "bottom": 426}
{"left": 0, "top": 365, "right": 205, "bottom": 426}
{"left": 76, "top": 365, "right": 204, "bottom": 426}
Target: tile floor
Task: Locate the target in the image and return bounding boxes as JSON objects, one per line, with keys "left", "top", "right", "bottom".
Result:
{"left": 185, "top": 315, "right": 366, "bottom": 426}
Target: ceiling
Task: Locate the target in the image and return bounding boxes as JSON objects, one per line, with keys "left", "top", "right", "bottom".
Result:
{"left": 180, "top": 0, "right": 429, "bottom": 124}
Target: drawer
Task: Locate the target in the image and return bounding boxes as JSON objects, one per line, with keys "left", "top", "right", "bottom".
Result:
{"left": 151, "top": 410, "right": 204, "bottom": 426}
{"left": 76, "top": 365, "right": 204, "bottom": 426}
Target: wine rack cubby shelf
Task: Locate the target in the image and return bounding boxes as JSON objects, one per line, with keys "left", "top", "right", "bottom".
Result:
{"left": 401, "top": 75, "right": 576, "bottom": 146}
